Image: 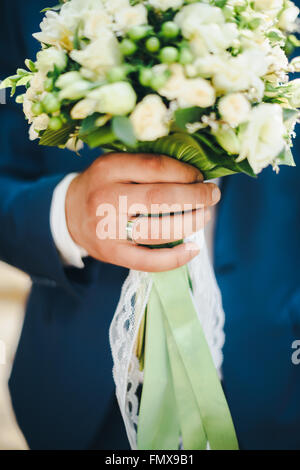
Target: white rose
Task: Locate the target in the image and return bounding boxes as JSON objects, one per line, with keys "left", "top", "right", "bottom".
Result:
{"left": 175, "top": 3, "right": 238, "bottom": 54}
{"left": 103, "top": 0, "right": 130, "bottom": 15}
{"left": 213, "top": 49, "right": 268, "bottom": 93}
{"left": 148, "top": 0, "right": 184, "bottom": 11}
{"left": 175, "top": 3, "right": 225, "bottom": 37}
{"left": 159, "top": 64, "right": 216, "bottom": 107}
{"left": 36, "top": 47, "right": 67, "bottom": 74}
{"left": 70, "top": 29, "right": 122, "bottom": 77}
{"left": 253, "top": 0, "right": 283, "bottom": 13}
{"left": 83, "top": 9, "right": 113, "bottom": 40}
{"left": 88, "top": 82, "right": 137, "bottom": 115}
{"left": 179, "top": 78, "right": 216, "bottom": 108}
{"left": 115, "top": 5, "right": 148, "bottom": 32}
{"left": 130, "top": 95, "right": 170, "bottom": 141}
{"left": 195, "top": 54, "right": 227, "bottom": 78}
{"left": 218, "top": 93, "right": 251, "bottom": 127}
{"left": 71, "top": 99, "right": 96, "bottom": 119}
{"left": 159, "top": 64, "right": 187, "bottom": 100}
{"left": 278, "top": 3, "right": 299, "bottom": 31}
{"left": 237, "top": 103, "right": 286, "bottom": 173}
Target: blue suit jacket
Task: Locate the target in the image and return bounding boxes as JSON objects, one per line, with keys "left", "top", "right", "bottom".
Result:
{"left": 1, "top": 0, "right": 300, "bottom": 450}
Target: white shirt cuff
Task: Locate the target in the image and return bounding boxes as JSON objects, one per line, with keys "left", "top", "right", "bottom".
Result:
{"left": 50, "top": 173, "right": 88, "bottom": 269}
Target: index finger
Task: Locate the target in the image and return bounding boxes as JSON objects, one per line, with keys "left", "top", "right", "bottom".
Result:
{"left": 99, "top": 153, "right": 203, "bottom": 184}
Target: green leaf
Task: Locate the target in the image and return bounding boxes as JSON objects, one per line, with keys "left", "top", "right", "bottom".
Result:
{"left": 78, "top": 113, "right": 102, "bottom": 139}
{"left": 112, "top": 116, "right": 137, "bottom": 148}
{"left": 137, "top": 133, "right": 216, "bottom": 172}
{"left": 81, "top": 125, "right": 116, "bottom": 148}
{"left": 41, "top": 4, "right": 63, "bottom": 12}
{"left": 174, "top": 107, "right": 205, "bottom": 130}
{"left": 39, "top": 124, "right": 75, "bottom": 147}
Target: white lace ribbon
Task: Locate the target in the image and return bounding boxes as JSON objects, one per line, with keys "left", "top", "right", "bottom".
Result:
{"left": 109, "top": 231, "right": 225, "bottom": 449}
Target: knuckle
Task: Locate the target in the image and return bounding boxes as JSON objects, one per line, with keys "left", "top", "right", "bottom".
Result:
{"left": 142, "top": 154, "right": 164, "bottom": 173}
{"left": 145, "top": 185, "right": 162, "bottom": 206}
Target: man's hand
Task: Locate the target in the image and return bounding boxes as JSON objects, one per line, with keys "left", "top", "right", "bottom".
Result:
{"left": 65, "top": 153, "right": 221, "bottom": 272}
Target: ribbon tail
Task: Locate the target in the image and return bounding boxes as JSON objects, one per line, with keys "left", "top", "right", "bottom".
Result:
{"left": 152, "top": 267, "right": 239, "bottom": 450}
{"left": 137, "top": 283, "right": 180, "bottom": 450}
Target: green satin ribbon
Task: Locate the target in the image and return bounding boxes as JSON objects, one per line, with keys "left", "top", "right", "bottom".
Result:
{"left": 137, "top": 266, "right": 239, "bottom": 450}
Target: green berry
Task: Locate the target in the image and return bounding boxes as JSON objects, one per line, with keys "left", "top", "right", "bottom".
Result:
{"left": 179, "top": 48, "right": 194, "bottom": 65}
{"left": 151, "top": 74, "right": 168, "bottom": 91}
{"left": 139, "top": 68, "right": 153, "bottom": 87}
{"left": 44, "top": 78, "right": 54, "bottom": 92}
{"left": 120, "top": 39, "right": 137, "bottom": 56}
{"left": 49, "top": 116, "right": 63, "bottom": 131}
{"left": 161, "top": 21, "right": 180, "bottom": 39}
{"left": 159, "top": 47, "right": 179, "bottom": 64}
{"left": 146, "top": 37, "right": 160, "bottom": 53}
{"left": 42, "top": 93, "right": 60, "bottom": 114}
{"left": 31, "top": 102, "right": 44, "bottom": 116}
{"left": 107, "top": 66, "right": 128, "bottom": 82}
{"left": 128, "top": 25, "right": 150, "bottom": 41}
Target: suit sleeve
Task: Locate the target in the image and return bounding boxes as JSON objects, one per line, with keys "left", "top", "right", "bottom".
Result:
{"left": 0, "top": 3, "right": 94, "bottom": 296}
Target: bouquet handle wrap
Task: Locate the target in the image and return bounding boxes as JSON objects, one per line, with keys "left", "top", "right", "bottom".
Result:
{"left": 109, "top": 231, "right": 239, "bottom": 450}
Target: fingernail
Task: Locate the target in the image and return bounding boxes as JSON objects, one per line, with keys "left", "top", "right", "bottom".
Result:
{"left": 197, "top": 173, "right": 203, "bottom": 182}
{"left": 185, "top": 242, "right": 200, "bottom": 252}
{"left": 212, "top": 187, "right": 221, "bottom": 203}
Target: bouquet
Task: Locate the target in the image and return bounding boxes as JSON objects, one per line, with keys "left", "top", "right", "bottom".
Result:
{"left": 2, "top": 0, "right": 300, "bottom": 450}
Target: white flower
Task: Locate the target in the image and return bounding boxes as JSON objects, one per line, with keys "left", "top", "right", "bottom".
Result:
{"left": 130, "top": 95, "right": 170, "bottom": 141}
{"left": 65, "top": 136, "right": 84, "bottom": 152}
{"left": 195, "top": 54, "right": 227, "bottom": 78}
{"left": 159, "top": 64, "right": 215, "bottom": 107}
{"left": 71, "top": 99, "right": 95, "bottom": 119}
{"left": 114, "top": 5, "right": 148, "bottom": 32}
{"left": 218, "top": 93, "right": 251, "bottom": 127}
{"left": 30, "top": 71, "right": 47, "bottom": 94}
{"left": 159, "top": 64, "right": 187, "bottom": 100}
{"left": 253, "top": 0, "right": 283, "bottom": 17}
{"left": 88, "top": 82, "right": 137, "bottom": 115}
{"left": 33, "top": 0, "right": 113, "bottom": 48}
{"left": 103, "top": 0, "right": 130, "bottom": 15}
{"left": 29, "top": 113, "right": 50, "bottom": 141}
{"left": 175, "top": 3, "right": 238, "bottom": 55}
{"left": 36, "top": 47, "right": 67, "bottom": 74}
{"left": 23, "top": 96, "right": 34, "bottom": 123}
{"left": 32, "top": 113, "right": 50, "bottom": 131}
{"left": 56, "top": 71, "right": 83, "bottom": 89}
{"left": 179, "top": 78, "right": 216, "bottom": 108}
{"left": 213, "top": 49, "right": 268, "bottom": 93}
{"left": 70, "top": 29, "right": 122, "bottom": 77}
{"left": 148, "top": 0, "right": 184, "bottom": 11}
{"left": 29, "top": 125, "right": 39, "bottom": 141}
{"left": 237, "top": 103, "right": 286, "bottom": 173}
{"left": 278, "top": 3, "right": 299, "bottom": 31}
{"left": 83, "top": 9, "right": 113, "bottom": 40}
{"left": 33, "top": 10, "right": 77, "bottom": 50}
